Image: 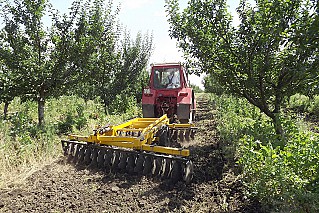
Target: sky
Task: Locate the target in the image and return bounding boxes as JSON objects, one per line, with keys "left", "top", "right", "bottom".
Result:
{"left": 2, "top": 0, "right": 247, "bottom": 89}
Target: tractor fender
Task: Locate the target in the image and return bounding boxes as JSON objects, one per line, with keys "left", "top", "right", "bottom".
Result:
{"left": 177, "top": 88, "right": 192, "bottom": 104}
{"left": 177, "top": 88, "right": 193, "bottom": 120}
{"left": 142, "top": 88, "right": 156, "bottom": 118}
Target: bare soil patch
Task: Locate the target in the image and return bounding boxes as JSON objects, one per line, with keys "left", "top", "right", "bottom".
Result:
{"left": 0, "top": 94, "right": 261, "bottom": 212}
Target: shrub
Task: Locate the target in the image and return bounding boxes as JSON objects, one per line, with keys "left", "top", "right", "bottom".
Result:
{"left": 56, "top": 103, "right": 88, "bottom": 134}
{"left": 288, "top": 93, "right": 310, "bottom": 112}
{"left": 0, "top": 95, "right": 140, "bottom": 187}
{"left": 211, "top": 93, "right": 319, "bottom": 212}
{"left": 309, "top": 95, "right": 319, "bottom": 115}
{"left": 107, "top": 94, "right": 141, "bottom": 119}
{"left": 238, "top": 131, "right": 319, "bottom": 212}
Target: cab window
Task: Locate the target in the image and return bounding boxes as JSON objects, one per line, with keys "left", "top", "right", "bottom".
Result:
{"left": 153, "top": 68, "right": 180, "bottom": 89}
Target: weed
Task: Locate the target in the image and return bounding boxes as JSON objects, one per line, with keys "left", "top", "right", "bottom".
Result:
{"left": 288, "top": 93, "right": 310, "bottom": 113}
{"left": 0, "top": 95, "right": 140, "bottom": 187}
{"left": 210, "top": 93, "right": 319, "bottom": 212}
{"left": 309, "top": 95, "right": 319, "bottom": 115}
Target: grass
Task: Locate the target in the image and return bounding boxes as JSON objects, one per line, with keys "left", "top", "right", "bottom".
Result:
{"left": 208, "top": 93, "right": 319, "bottom": 212}
{"left": 0, "top": 96, "right": 141, "bottom": 188}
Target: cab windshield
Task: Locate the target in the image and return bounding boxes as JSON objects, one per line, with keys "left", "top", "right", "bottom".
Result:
{"left": 153, "top": 68, "right": 181, "bottom": 89}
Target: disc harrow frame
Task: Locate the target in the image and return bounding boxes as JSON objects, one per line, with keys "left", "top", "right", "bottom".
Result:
{"left": 61, "top": 114, "right": 196, "bottom": 183}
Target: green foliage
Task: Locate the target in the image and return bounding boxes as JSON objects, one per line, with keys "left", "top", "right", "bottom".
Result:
{"left": 9, "top": 111, "right": 38, "bottom": 138}
{"left": 288, "top": 93, "right": 310, "bottom": 112}
{"left": 211, "top": 93, "right": 319, "bottom": 211}
{"left": 56, "top": 105, "right": 88, "bottom": 134}
{"left": 0, "top": 0, "right": 79, "bottom": 125}
{"left": 203, "top": 74, "right": 227, "bottom": 95}
{"left": 0, "top": 0, "right": 152, "bottom": 125}
{"left": 190, "top": 83, "right": 203, "bottom": 93}
{"left": 309, "top": 95, "right": 319, "bottom": 115}
{"left": 209, "top": 93, "right": 274, "bottom": 143}
{"left": 0, "top": 95, "right": 140, "bottom": 186}
{"left": 166, "top": 0, "right": 319, "bottom": 135}
{"left": 67, "top": 1, "right": 153, "bottom": 113}
{"left": 288, "top": 94, "right": 319, "bottom": 117}
{"left": 107, "top": 94, "right": 140, "bottom": 117}
{"left": 238, "top": 132, "right": 319, "bottom": 212}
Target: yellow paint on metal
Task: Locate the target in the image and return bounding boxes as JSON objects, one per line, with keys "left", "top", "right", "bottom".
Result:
{"left": 67, "top": 114, "right": 192, "bottom": 157}
{"left": 142, "top": 144, "right": 190, "bottom": 156}
{"left": 68, "top": 134, "right": 98, "bottom": 143}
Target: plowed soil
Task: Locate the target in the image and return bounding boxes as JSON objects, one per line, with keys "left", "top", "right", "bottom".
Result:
{"left": 0, "top": 94, "right": 261, "bottom": 212}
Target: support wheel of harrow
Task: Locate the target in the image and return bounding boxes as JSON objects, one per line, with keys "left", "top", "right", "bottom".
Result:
{"left": 111, "top": 150, "right": 120, "bottom": 171}
{"left": 162, "top": 158, "right": 172, "bottom": 179}
{"left": 67, "top": 143, "right": 75, "bottom": 162}
{"left": 104, "top": 149, "right": 113, "bottom": 172}
{"left": 153, "top": 157, "right": 163, "bottom": 177}
{"left": 89, "top": 147, "right": 99, "bottom": 168}
{"left": 118, "top": 152, "right": 128, "bottom": 171}
{"left": 77, "top": 145, "right": 86, "bottom": 164}
{"left": 97, "top": 149, "right": 105, "bottom": 169}
{"left": 185, "top": 129, "right": 191, "bottom": 142}
{"left": 171, "top": 130, "right": 178, "bottom": 143}
{"left": 178, "top": 130, "right": 185, "bottom": 142}
{"left": 83, "top": 146, "right": 92, "bottom": 165}
{"left": 63, "top": 142, "right": 69, "bottom": 156}
{"left": 73, "top": 144, "right": 81, "bottom": 164}
{"left": 158, "top": 126, "right": 169, "bottom": 146}
{"left": 190, "top": 129, "right": 196, "bottom": 140}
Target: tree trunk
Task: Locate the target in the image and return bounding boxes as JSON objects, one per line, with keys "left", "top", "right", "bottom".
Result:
{"left": 38, "top": 86, "right": 45, "bottom": 126}
{"left": 243, "top": 93, "right": 284, "bottom": 138}
{"left": 271, "top": 113, "right": 283, "bottom": 137}
{"left": 3, "top": 101, "right": 9, "bottom": 120}
{"left": 103, "top": 99, "right": 109, "bottom": 115}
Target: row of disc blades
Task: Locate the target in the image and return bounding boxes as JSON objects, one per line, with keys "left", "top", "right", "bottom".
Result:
{"left": 62, "top": 141, "right": 193, "bottom": 184}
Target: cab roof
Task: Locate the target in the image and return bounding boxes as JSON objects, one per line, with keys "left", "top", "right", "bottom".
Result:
{"left": 151, "top": 62, "right": 182, "bottom": 67}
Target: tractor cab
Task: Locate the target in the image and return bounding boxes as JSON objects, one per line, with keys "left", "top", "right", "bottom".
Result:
{"left": 142, "top": 63, "right": 196, "bottom": 123}
{"left": 153, "top": 67, "right": 181, "bottom": 89}
{"left": 151, "top": 64, "right": 188, "bottom": 90}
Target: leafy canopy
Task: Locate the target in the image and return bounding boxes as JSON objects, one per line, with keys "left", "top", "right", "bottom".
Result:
{"left": 166, "top": 0, "right": 319, "bottom": 135}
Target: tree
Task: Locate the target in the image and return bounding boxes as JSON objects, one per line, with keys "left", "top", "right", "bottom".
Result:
{"left": 63, "top": 0, "right": 120, "bottom": 103}
{"left": 0, "top": 7, "right": 32, "bottom": 119}
{"left": 166, "top": 0, "right": 319, "bottom": 136}
{"left": 0, "top": 47, "right": 18, "bottom": 119}
{"left": 1, "top": 0, "right": 152, "bottom": 123}
{"left": 203, "top": 74, "right": 226, "bottom": 95}
{"left": 1, "top": 0, "right": 82, "bottom": 125}
{"left": 107, "top": 31, "right": 153, "bottom": 111}
{"left": 190, "top": 83, "right": 203, "bottom": 93}
{"left": 68, "top": 0, "right": 153, "bottom": 113}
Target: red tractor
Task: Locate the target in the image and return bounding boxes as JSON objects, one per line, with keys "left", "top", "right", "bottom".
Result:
{"left": 142, "top": 63, "right": 196, "bottom": 124}
{"left": 61, "top": 62, "right": 197, "bottom": 183}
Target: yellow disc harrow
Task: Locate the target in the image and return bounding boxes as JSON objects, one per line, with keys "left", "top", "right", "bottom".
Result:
{"left": 61, "top": 114, "right": 196, "bottom": 183}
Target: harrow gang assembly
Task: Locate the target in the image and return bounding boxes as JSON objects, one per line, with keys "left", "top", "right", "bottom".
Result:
{"left": 61, "top": 114, "right": 196, "bottom": 183}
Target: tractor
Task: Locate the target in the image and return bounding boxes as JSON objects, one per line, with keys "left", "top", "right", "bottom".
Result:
{"left": 61, "top": 62, "right": 197, "bottom": 183}
{"left": 142, "top": 63, "right": 196, "bottom": 124}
